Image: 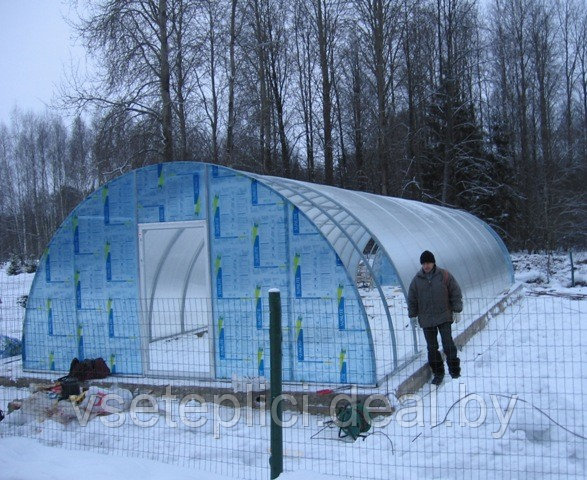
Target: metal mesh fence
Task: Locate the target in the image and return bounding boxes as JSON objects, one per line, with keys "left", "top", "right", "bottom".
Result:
{"left": 1, "top": 272, "right": 586, "bottom": 479}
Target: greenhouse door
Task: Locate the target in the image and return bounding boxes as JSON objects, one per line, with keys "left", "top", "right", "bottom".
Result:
{"left": 138, "top": 220, "right": 213, "bottom": 378}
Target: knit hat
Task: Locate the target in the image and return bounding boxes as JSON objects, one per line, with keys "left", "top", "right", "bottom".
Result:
{"left": 420, "top": 250, "right": 436, "bottom": 264}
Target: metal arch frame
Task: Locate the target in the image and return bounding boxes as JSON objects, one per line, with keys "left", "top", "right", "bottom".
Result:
{"left": 145, "top": 228, "right": 182, "bottom": 342}
{"left": 256, "top": 177, "right": 385, "bottom": 378}
{"left": 464, "top": 211, "right": 515, "bottom": 285}
{"left": 418, "top": 201, "right": 511, "bottom": 296}
{"left": 180, "top": 236, "right": 206, "bottom": 333}
{"left": 429, "top": 206, "right": 495, "bottom": 294}
{"left": 350, "top": 191, "right": 512, "bottom": 297}
{"left": 23, "top": 160, "right": 513, "bottom": 380}
{"left": 259, "top": 177, "right": 368, "bottom": 269}
{"left": 252, "top": 174, "right": 401, "bottom": 376}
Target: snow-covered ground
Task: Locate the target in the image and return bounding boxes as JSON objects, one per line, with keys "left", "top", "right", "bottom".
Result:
{"left": 1, "top": 251, "right": 586, "bottom": 480}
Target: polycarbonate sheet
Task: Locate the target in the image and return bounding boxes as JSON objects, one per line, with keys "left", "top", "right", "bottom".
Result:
{"left": 210, "top": 170, "right": 376, "bottom": 384}
{"left": 257, "top": 176, "right": 513, "bottom": 303}
{"left": 252, "top": 175, "right": 370, "bottom": 272}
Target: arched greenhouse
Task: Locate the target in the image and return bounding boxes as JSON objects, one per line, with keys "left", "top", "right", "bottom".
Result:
{"left": 22, "top": 162, "right": 513, "bottom": 385}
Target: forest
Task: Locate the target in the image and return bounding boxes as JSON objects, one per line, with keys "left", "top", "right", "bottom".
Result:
{"left": 1, "top": 0, "right": 586, "bottom": 263}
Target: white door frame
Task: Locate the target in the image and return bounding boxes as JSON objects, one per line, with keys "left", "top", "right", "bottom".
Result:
{"left": 138, "top": 220, "right": 213, "bottom": 378}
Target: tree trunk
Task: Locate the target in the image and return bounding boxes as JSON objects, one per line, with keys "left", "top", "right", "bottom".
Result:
{"left": 158, "top": 0, "right": 174, "bottom": 162}
{"left": 226, "top": 0, "right": 238, "bottom": 165}
{"left": 317, "top": 0, "right": 334, "bottom": 185}
{"left": 373, "top": 0, "right": 388, "bottom": 195}
{"left": 351, "top": 38, "right": 365, "bottom": 190}
{"left": 333, "top": 73, "right": 347, "bottom": 187}
{"left": 172, "top": 0, "right": 188, "bottom": 160}
{"left": 252, "top": 0, "right": 272, "bottom": 174}
{"left": 268, "top": 44, "right": 290, "bottom": 178}
{"left": 208, "top": 4, "right": 219, "bottom": 165}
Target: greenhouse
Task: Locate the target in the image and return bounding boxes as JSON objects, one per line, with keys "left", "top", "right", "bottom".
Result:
{"left": 22, "top": 162, "right": 514, "bottom": 385}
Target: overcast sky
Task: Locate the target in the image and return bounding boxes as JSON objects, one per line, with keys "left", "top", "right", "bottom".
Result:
{"left": 0, "top": 1, "right": 494, "bottom": 125}
{"left": 0, "top": 0, "right": 84, "bottom": 123}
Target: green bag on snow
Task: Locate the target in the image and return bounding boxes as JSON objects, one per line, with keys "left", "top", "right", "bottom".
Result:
{"left": 335, "top": 401, "right": 371, "bottom": 440}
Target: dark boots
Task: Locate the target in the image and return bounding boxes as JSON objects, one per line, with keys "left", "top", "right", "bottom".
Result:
{"left": 428, "top": 349, "right": 445, "bottom": 385}
{"left": 428, "top": 349, "right": 461, "bottom": 383}
{"left": 448, "top": 357, "right": 461, "bottom": 379}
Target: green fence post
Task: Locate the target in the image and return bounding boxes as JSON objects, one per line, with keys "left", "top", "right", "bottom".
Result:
{"left": 269, "top": 288, "right": 283, "bottom": 480}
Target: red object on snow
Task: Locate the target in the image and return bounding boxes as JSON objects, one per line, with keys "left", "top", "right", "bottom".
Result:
{"left": 317, "top": 389, "right": 334, "bottom": 395}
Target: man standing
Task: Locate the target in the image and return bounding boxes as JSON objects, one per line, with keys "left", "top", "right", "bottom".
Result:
{"left": 408, "top": 250, "right": 463, "bottom": 385}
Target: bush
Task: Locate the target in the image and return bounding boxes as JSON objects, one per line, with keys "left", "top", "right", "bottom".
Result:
{"left": 6, "top": 255, "right": 22, "bottom": 276}
{"left": 24, "top": 259, "right": 37, "bottom": 273}
{"left": 0, "top": 335, "right": 22, "bottom": 359}
{"left": 6, "top": 254, "right": 37, "bottom": 275}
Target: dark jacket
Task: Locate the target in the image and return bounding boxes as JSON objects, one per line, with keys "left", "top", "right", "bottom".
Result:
{"left": 407, "top": 266, "right": 463, "bottom": 328}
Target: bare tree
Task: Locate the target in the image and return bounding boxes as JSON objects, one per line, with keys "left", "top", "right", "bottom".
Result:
{"left": 248, "top": 0, "right": 274, "bottom": 173}
{"left": 194, "top": 0, "right": 224, "bottom": 164}
{"left": 433, "top": 0, "right": 480, "bottom": 205}
{"left": 400, "top": 0, "right": 436, "bottom": 198}
{"left": 68, "top": 0, "right": 176, "bottom": 162}
{"left": 169, "top": 0, "right": 191, "bottom": 160}
{"left": 2, "top": 0, "right": 585, "bottom": 258}
{"left": 0, "top": 121, "right": 22, "bottom": 257}
{"left": 265, "top": 2, "right": 292, "bottom": 177}
{"left": 314, "top": 0, "right": 337, "bottom": 185}
{"left": 292, "top": 0, "right": 317, "bottom": 181}
{"left": 572, "top": 3, "right": 587, "bottom": 163}
{"left": 347, "top": 32, "right": 367, "bottom": 190}
{"left": 354, "top": 0, "right": 405, "bottom": 195}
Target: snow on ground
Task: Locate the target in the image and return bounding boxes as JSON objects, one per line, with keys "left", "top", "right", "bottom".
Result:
{"left": 0, "top": 252, "right": 586, "bottom": 479}
{"left": 511, "top": 251, "right": 587, "bottom": 293}
{"left": 149, "top": 329, "right": 212, "bottom": 376}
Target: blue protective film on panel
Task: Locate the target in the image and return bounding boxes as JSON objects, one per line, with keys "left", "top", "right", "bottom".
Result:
{"left": 208, "top": 167, "right": 375, "bottom": 384}
{"left": 23, "top": 171, "right": 143, "bottom": 374}
{"left": 23, "top": 162, "right": 377, "bottom": 384}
